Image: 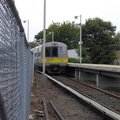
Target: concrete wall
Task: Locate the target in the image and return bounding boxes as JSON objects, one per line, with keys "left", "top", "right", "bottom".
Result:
{"left": 97, "top": 75, "right": 120, "bottom": 88}
{"left": 75, "top": 69, "right": 120, "bottom": 88}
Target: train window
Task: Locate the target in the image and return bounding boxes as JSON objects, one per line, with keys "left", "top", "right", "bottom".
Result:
{"left": 45, "top": 47, "right": 58, "bottom": 57}
{"left": 38, "top": 52, "right": 41, "bottom": 56}
{"left": 46, "top": 47, "right": 51, "bottom": 57}
{"left": 35, "top": 53, "right": 37, "bottom": 57}
{"left": 52, "top": 47, "right": 58, "bottom": 57}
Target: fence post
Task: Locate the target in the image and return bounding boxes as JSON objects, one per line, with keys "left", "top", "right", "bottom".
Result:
{"left": 20, "top": 32, "right": 27, "bottom": 120}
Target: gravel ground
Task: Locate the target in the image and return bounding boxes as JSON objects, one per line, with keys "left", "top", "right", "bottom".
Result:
{"left": 29, "top": 72, "right": 103, "bottom": 120}
{"left": 52, "top": 75, "right": 120, "bottom": 113}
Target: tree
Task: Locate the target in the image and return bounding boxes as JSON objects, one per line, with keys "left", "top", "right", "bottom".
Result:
{"left": 58, "top": 21, "right": 79, "bottom": 49}
{"left": 114, "top": 32, "right": 120, "bottom": 44}
{"left": 29, "top": 41, "right": 37, "bottom": 48}
{"left": 35, "top": 21, "right": 79, "bottom": 49}
{"left": 81, "top": 18, "right": 117, "bottom": 64}
{"left": 34, "top": 18, "right": 117, "bottom": 64}
{"left": 35, "top": 30, "right": 44, "bottom": 43}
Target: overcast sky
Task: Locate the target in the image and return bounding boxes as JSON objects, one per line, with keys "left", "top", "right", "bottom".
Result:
{"left": 14, "top": 0, "right": 120, "bottom": 42}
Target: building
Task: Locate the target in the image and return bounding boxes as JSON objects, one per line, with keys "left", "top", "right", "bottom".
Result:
{"left": 68, "top": 49, "right": 79, "bottom": 59}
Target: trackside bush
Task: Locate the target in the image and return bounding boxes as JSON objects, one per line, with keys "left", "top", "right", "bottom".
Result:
{"left": 68, "top": 58, "right": 79, "bottom": 63}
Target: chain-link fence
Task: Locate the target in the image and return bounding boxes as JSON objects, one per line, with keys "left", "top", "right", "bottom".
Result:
{"left": 0, "top": 0, "right": 33, "bottom": 120}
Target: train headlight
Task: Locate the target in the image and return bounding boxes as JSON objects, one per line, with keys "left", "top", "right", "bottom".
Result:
{"left": 60, "top": 59, "right": 66, "bottom": 62}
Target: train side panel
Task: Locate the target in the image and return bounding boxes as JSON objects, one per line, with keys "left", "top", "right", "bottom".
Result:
{"left": 32, "top": 42, "right": 68, "bottom": 74}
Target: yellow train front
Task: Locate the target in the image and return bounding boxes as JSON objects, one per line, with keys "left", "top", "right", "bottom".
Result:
{"left": 32, "top": 42, "right": 68, "bottom": 74}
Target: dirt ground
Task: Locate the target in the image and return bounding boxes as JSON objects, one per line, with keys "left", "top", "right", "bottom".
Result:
{"left": 29, "top": 72, "right": 103, "bottom": 120}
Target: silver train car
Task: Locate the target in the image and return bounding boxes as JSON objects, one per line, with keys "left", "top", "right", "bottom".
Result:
{"left": 31, "top": 42, "right": 68, "bottom": 74}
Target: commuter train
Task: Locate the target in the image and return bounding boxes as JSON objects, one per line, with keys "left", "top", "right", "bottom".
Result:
{"left": 31, "top": 42, "right": 68, "bottom": 74}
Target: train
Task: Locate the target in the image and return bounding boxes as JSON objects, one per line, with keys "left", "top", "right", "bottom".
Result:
{"left": 31, "top": 42, "right": 68, "bottom": 74}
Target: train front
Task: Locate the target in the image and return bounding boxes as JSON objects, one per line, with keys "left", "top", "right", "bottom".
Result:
{"left": 41, "top": 42, "right": 68, "bottom": 74}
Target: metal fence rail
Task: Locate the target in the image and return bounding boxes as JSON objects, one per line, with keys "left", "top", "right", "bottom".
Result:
{"left": 0, "top": 0, "right": 33, "bottom": 120}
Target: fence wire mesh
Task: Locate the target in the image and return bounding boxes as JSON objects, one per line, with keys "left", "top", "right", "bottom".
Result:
{"left": 0, "top": 0, "right": 33, "bottom": 120}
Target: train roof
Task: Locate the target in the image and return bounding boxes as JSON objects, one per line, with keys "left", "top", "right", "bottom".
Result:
{"left": 31, "top": 45, "right": 42, "bottom": 53}
{"left": 31, "top": 42, "right": 67, "bottom": 52}
{"left": 45, "top": 42, "right": 67, "bottom": 47}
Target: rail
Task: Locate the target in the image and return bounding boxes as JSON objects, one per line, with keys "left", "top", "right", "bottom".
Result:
{"left": 49, "top": 100, "right": 65, "bottom": 120}
{"left": 43, "top": 98, "right": 49, "bottom": 120}
{"left": 44, "top": 73, "right": 120, "bottom": 120}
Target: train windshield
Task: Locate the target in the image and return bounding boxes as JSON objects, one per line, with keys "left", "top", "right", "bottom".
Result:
{"left": 45, "top": 47, "right": 58, "bottom": 57}
{"left": 45, "top": 47, "right": 51, "bottom": 57}
{"left": 52, "top": 47, "right": 58, "bottom": 57}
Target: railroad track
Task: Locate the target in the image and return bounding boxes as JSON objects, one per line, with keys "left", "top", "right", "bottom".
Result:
{"left": 51, "top": 75, "right": 120, "bottom": 114}
{"left": 31, "top": 98, "right": 65, "bottom": 120}
{"left": 49, "top": 100, "right": 65, "bottom": 120}
{"left": 64, "top": 75, "right": 120, "bottom": 99}
{"left": 43, "top": 98, "right": 65, "bottom": 120}
{"left": 33, "top": 71, "right": 120, "bottom": 119}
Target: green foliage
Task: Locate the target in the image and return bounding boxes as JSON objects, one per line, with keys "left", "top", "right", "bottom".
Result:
{"left": 57, "top": 21, "right": 79, "bottom": 49}
{"left": 68, "top": 58, "right": 79, "bottom": 63}
{"left": 35, "top": 18, "right": 118, "bottom": 64}
{"left": 114, "top": 32, "right": 120, "bottom": 44}
{"left": 35, "top": 30, "right": 43, "bottom": 42}
{"left": 35, "top": 21, "right": 79, "bottom": 49}
{"left": 29, "top": 42, "right": 37, "bottom": 48}
{"left": 81, "top": 18, "right": 117, "bottom": 64}
{"left": 47, "top": 22, "right": 61, "bottom": 42}
{"left": 82, "top": 57, "right": 93, "bottom": 63}
{"left": 82, "top": 18, "right": 116, "bottom": 47}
